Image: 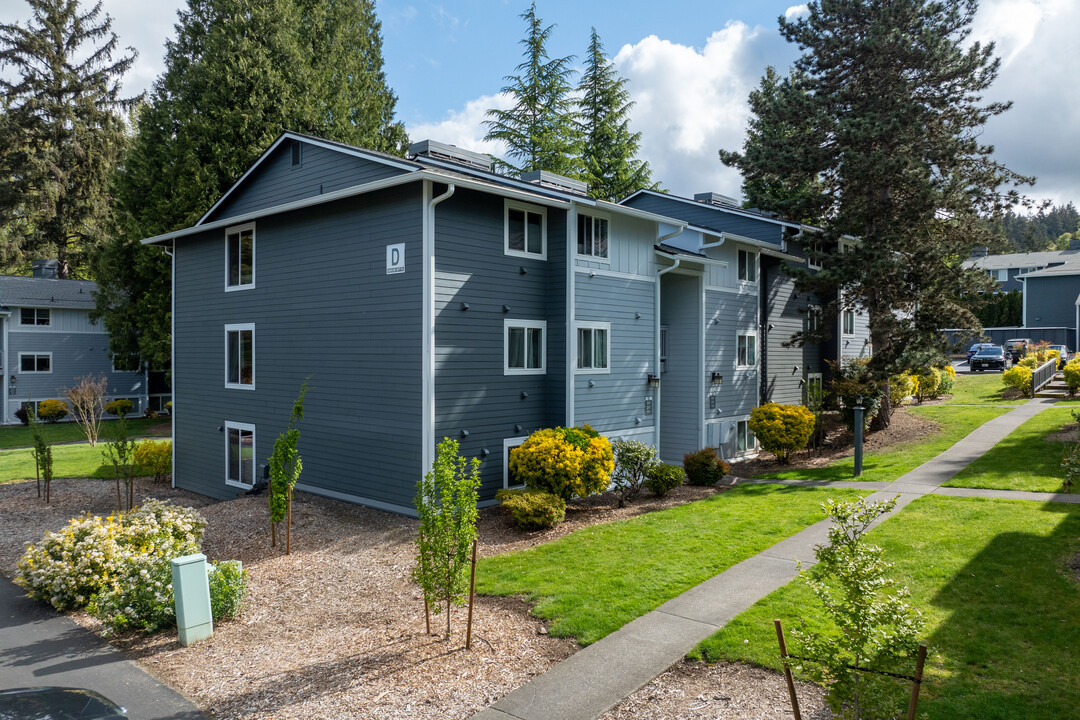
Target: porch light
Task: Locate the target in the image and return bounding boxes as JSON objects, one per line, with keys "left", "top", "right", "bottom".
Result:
{"left": 647, "top": 373, "right": 661, "bottom": 388}
{"left": 711, "top": 372, "right": 724, "bottom": 385}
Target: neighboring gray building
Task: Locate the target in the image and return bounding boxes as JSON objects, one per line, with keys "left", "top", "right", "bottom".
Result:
{"left": 1018, "top": 261, "right": 1080, "bottom": 348}
{"left": 142, "top": 132, "right": 869, "bottom": 515}
{"left": 0, "top": 261, "right": 150, "bottom": 424}
{"left": 962, "top": 247, "right": 1078, "bottom": 294}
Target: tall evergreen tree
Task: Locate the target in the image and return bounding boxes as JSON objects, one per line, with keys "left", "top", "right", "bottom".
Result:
{"left": 721, "top": 0, "right": 1031, "bottom": 427}
{"left": 484, "top": 3, "right": 582, "bottom": 177}
{"left": 92, "top": 0, "right": 408, "bottom": 370}
{"left": 577, "top": 28, "right": 653, "bottom": 201}
{"left": 0, "top": 0, "right": 136, "bottom": 277}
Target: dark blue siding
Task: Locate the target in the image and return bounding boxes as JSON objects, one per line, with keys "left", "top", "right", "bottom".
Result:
{"left": 623, "top": 192, "right": 786, "bottom": 246}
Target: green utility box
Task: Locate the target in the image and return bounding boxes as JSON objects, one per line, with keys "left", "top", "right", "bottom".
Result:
{"left": 171, "top": 553, "right": 213, "bottom": 646}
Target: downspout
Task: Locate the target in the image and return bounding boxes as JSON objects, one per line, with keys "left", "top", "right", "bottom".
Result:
{"left": 1, "top": 310, "right": 8, "bottom": 425}
{"left": 423, "top": 181, "right": 455, "bottom": 480}
{"left": 567, "top": 202, "right": 577, "bottom": 427}
{"left": 654, "top": 223, "right": 686, "bottom": 453}
{"left": 164, "top": 243, "right": 175, "bottom": 488}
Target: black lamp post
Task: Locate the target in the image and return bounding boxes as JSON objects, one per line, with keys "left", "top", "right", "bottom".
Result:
{"left": 853, "top": 393, "right": 864, "bottom": 477}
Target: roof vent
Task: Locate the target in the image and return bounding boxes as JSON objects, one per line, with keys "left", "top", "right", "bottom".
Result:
{"left": 520, "top": 170, "right": 588, "bottom": 195}
{"left": 31, "top": 259, "right": 59, "bottom": 279}
{"left": 694, "top": 192, "right": 739, "bottom": 208}
{"left": 408, "top": 140, "right": 493, "bottom": 171}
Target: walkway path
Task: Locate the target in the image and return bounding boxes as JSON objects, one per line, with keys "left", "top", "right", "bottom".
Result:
{"left": 473, "top": 397, "right": 1061, "bottom": 720}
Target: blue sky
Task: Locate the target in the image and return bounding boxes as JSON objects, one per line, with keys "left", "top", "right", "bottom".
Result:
{"left": 6, "top": 0, "right": 1079, "bottom": 207}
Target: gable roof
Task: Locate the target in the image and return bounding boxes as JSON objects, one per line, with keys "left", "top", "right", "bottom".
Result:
{"left": 0, "top": 274, "right": 97, "bottom": 311}
{"left": 622, "top": 188, "right": 803, "bottom": 231}
{"left": 963, "top": 249, "right": 1079, "bottom": 272}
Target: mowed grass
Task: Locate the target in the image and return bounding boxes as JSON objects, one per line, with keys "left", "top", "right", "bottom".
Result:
{"left": 692, "top": 496, "right": 1080, "bottom": 720}
{"left": 477, "top": 484, "right": 868, "bottom": 646}
{"left": 939, "top": 371, "right": 1027, "bottom": 406}
{"left": 756, "top": 406, "right": 1010, "bottom": 483}
{"left": 944, "top": 406, "right": 1076, "bottom": 493}
{"left": 0, "top": 440, "right": 170, "bottom": 484}
{"left": 0, "top": 417, "right": 169, "bottom": 449}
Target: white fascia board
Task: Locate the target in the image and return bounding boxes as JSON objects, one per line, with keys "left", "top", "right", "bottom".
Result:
{"left": 142, "top": 169, "right": 570, "bottom": 246}
{"left": 655, "top": 248, "right": 728, "bottom": 268}
{"left": 686, "top": 224, "right": 802, "bottom": 262}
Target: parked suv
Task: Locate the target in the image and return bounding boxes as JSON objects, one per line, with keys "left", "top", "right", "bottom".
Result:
{"left": 1050, "top": 344, "right": 1071, "bottom": 367}
{"left": 970, "top": 345, "right": 1012, "bottom": 372}
{"left": 1003, "top": 338, "right": 1032, "bottom": 363}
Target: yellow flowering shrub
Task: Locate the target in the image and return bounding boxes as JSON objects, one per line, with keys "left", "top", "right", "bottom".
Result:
{"left": 1063, "top": 360, "right": 1080, "bottom": 394}
{"left": 935, "top": 365, "right": 955, "bottom": 397}
{"left": 1002, "top": 365, "right": 1033, "bottom": 397}
{"left": 748, "top": 403, "right": 816, "bottom": 464}
{"left": 889, "top": 373, "right": 916, "bottom": 408}
{"left": 509, "top": 425, "right": 614, "bottom": 501}
{"left": 913, "top": 367, "right": 941, "bottom": 403}
{"left": 36, "top": 398, "right": 69, "bottom": 423}
{"left": 941, "top": 364, "right": 957, "bottom": 378}
{"left": 134, "top": 440, "right": 172, "bottom": 482}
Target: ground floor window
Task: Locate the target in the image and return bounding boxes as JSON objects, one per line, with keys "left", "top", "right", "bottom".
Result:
{"left": 737, "top": 334, "right": 756, "bottom": 368}
{"left": 805, "top": 372, "right": 823, "bottom": 406}
{"left": 503, "top": 436, "right": 528, "bottom": 489}
{"left": 225, "top": 421, "right": 256, "bottom": 488}
{"left": 737, "top": 419, "right": 756, "bottom": 454}
{"left": 577, "top": 322, "right": 610, "bottom": 372}
{"left": 19, "top": 353, "right": 51, "bottom": 373}
{"left": 842, "top": 309, "right": 855, "bottom": 335}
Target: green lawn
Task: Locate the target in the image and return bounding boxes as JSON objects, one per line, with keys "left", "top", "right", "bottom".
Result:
{"left": 477, "top": 484, "right": 868, "bottom": 646}
{"left": 692, "top": 496, "right": 1080, "bottom": 720}
{"left": 939, "top": 371, "right": 1026, "bottom": 406}
{"left": 756, "top": 406, "right": 1011, "bottom": 483}
{"left": 943, "top": 406, "right": 1076, "bottom": 493}
{"left": 0, "top": 417, "right": 169, "bottom": 450}
{"left": 0, "top": 439, "right": 170, "bottom": 484}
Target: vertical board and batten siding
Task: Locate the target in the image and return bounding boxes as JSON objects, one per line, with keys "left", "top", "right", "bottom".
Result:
{"left": 573, "top": 273, "right": 655, "bottom": 435}
{"left": 205, "top": 141, "right": 411, "bottom": 224}
{"left": 1025, "top": 275, "right": 1080, "bottom": 335}
{"left": 173, "top": 184, "right": 425, "bottom": 509}
{"left": 622, "top": 192, "right": 786, "bottom": 246}
{"left": 9, "top": 307, "right": 100, "bottom": 334}
{"left": 659, "top": 273, "right": 701, "bottom": 464}
{"left": 433, "top": 188, "right": 566, "bottom": 500}
{"left": 573, "top": 211, "right": 657, "bottom": 277}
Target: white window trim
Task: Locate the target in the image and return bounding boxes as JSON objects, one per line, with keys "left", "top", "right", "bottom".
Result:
{"left": 575, "top": 211, "right": 611, "bottom": 263}
{"left": 736, "top": 332, "right": 757, "bottom": 369}
{"left": 737, "top": 248, "right": 758, "bottom": 284}
{"left": 736, "top": 418, "right": 758, "bottom": 455}
{"left": 575, "top": 321, "right": 611, "bottom": 374}
{"left": 807, "top": 305, "right": 822, "bottom": 333}
{"left": 19, "top": 308, "right": 51, "bottom": 327}
{"left": 805, "top": 372, "right": 823, "bottom": 404}
{"left": 224, "top": 420, "right": 257, "bottom": 489}
{"left": 18, "top": 352, "right": 52, "bottom": 374}
{"left": 224, "top": 222, "right": 256, "bottom": 292}
{"left": 842, "top": 309, "right": 855, "bottom": 335}
{"left": 504, "top": 200, "right": 547, "bottom": 260}
{"left": 504, "top": 319, "right": 547, "bottom": 375}
{"left": 224, "top": 323, "right": 256, "bottom": 390}
{"left": 503, "top": 436, "right": 529, "bottom": 489}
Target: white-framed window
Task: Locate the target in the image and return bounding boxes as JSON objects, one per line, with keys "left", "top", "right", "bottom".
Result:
{"left": 20, "top": 308, "right": 50, "bottom": 326}
{"left": 576, "top": 322, "right": 610, "bottom": 373}
{"left": 225, "top": 323, "right": 255, "bottom": 389}
{"left": 505, "top": 201, "right": 546, "bottom": 259}
{"left": 806, "top": 239, "right": 824, "bottom": 270}
{"left": 225, "top": 223, "right": 255, "bottom": 290}
{"left": 19, "top": 352, "right": 51, "bottom": 373}
{"left": 807, "top": 305, "right": 821, "bottom": 333}
{"left": 738, "top": 249, "right": 757, "bottom": 283}
{"left": 660, "top": 325, "right": 669, "bottom": 373}
{"left": 842, "top": 309, "right": 855, "bottom": 335}
{"left": 737, "top": 333, "right": 756, "bottom": 368}
{"left": 805, "top": 372, "right": 823, "bottom": 405}
{"left": 111, "top": 356, "right": 139, "bottom": 373}
{"left": 503, "top": 436, "right": 528, "bottom": 489}
{"left": 737, "top": 419, "right": 756, "bottom": 453}
{"left": 996, "top": 269, "right": 1008, "bottom": 282}
{"left": 577, "top": 212, "right": 609, "bottom": 259}
{"left": 225, "top": 421, "right": 256, "bottom": 488}
{"left": 504, "top": 319, "right": 546, "bottom": 375}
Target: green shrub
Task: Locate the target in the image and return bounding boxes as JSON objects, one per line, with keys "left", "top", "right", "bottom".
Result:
{"left": 105, "top": 398, "right": 133, "bottom": 416}
{"left": 495, "top": 488, "right": 566, "bottom": 530}
{"left": 208, "top": 560, "right": 248, "bottom": 621}
{"left": 165, "top": 401, "right": 172, "bottom": 414}
{"left": 1002, "top": 365, "right": 1033, "bottom": 397}
{"left": 1016, "top": 356, "right": 1037, "bottom": 369}
{"left": 134, "top": 440, "right": 172, "bottom": 482}
{"left": 1064, "top": 361, "right": 1080, "bottom": 395}
{"left": 509, "top": 425, "right": 614, "bottom": 501}
{"left": 610, "top": 440, "right": 659, "bottom": 507}
{"left": 889, "top": 373, "right": 916, "bottom": 408}
{"left": 829, "top": 357, "right": 881, "bottom": 431}
{"left": 683, "top": 447, "right": 730, "bottom": 486}
{"left": 748, "top": 402, "right": 816, "bottom": 464}
{"left": 912, "top": 367, "right": 941, "bottom": 403}
{"left": 36, "top": 399, "right": 68, "bottom": 423}
{"left": 644, "top": 464, "right": 684, "bottom": 497}
{"left": 935, "top": 365, "right": 955, "bottom": 397}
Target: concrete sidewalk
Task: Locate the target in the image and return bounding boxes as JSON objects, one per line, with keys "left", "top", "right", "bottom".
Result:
{"left": 473, "top": 397, "right": 1060, "bottom": 720}
{"left": 0, "top": 577, "right": 205, "bottom": 720}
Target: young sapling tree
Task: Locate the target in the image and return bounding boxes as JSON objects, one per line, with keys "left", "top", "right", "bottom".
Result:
{"left": 27, "top": 406, "right": 52, "bottom": 502}
{"left": 269, "top": 380, "right": 309, "bottom": 554}
{"left": 101, "top": 414, "right": 136, "bottom": 510}
{"left": 63, "top": 374, "right": 109, "bottom": 446}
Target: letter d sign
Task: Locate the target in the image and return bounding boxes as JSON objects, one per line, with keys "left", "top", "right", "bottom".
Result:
{"left": 386, "top": 243, "right": 405, "bottom": 274}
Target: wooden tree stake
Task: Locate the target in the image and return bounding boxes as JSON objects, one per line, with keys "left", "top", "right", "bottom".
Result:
{"left": 271, "top": 520, "right": 276, "bottom": 548}
{"left": 35, "top": 455, "right": 40, "bottom": 498}
{"left": 466, "top": 538, "right": 478, "bottom": 650}
{"left": 775, "top": 620, "right": 802, "bottom": 720}
{"left": 286, "top": 488, "right": 293, "bottom": 555}
{"left": 906, "top": 644, "right": 928, "bottom": 720}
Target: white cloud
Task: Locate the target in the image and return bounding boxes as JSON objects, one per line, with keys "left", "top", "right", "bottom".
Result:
{"left": 784, "top": 5, "right": 810, "bottom": 20}
{"left": 405, "top": 93, "right": 513, "bottom": 157}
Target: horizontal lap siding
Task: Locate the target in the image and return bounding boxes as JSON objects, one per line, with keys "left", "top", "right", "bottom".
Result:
{"left": 574, "top": 274, "right": 655, "bottom": 434}
{"left": 434, "top": 189, "right": 565, "bottom": 500}
{"left": 705, "top": 290, "right": 758, "bottom": 454}
{"left": 174, "top": 185, "right": 424, "bottom": 508}
{"left": 622, "top": 194, "right": 786, "bottom": 246}
{"left": 207, "top": 142, "right": 410, "bottom": 223}
{"left": 1026, "top": 276, "right": 1080, "bottom": 332}
{"left": 763, "top": 259, "right": 819, "bottom": 406}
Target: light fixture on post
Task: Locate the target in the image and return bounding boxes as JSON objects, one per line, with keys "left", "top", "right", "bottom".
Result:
{"left": 647, "top": 373, "right": 660, "bottom": 389}
{"left": 711, "top": 372, "right": 724, "bottom": 386}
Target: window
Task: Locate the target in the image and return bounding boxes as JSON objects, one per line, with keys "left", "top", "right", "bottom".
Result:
{"left": 805, "top": 372, "right": 823, "bottom": 405}
{"left": 577, "top": 213, "right": 609, "bottom": 259}
{"left": 737, "top": 334, "right": 756, "bottom": 367}
{"left": 503, "top": 436, "right": 528, "bottom": 489}
{"left": 807, "top": 306, "right": 821, "bottom": 333}
{"left": 505, "top": 201, "right": 546, "bottom": 259}
{"left": 842, "top": 309, "right": 855, "bottom": 335}
{"left": 505, "top": 319, "right": 546, "bottom": 374}
{"left": 996, "top": 269, "right": 1008, "bottom": 282}
{"left": 225, "top": 324, "right": 255, "bottom": 388}
{"left": 225, "top": 421, "right": 256, "bottom": 488}
{"left": 111, "top": 356, "right": 139, "bottom": 373}
{"left": 576, "top": 323, "right": 610, "bottom": 373}
{"left": 19, "top": 353, "right": 51, "bottom": 373}
{"left": 20, "top": 308, "right": 50, "bottom": 326}
{"left": 738, "top": 249, "right": 757, "bottom": 282}
{"left": 737, "top": 420, "right": 756, "bottom": 453}
{"left": 806, "top": 239, "right": 824, "bottom": 270}
{"left": 226, "top": 223, "right": 255, "bottom": 290}
{"left": 660, "top": 326, "right": 669, "bottom": 373}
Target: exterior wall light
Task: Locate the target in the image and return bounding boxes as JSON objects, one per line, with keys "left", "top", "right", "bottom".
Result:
{"left": 647, "top": 374, "right": 660, "bottom": 388}
{"left": 711, "top": 372, "right": 724, "bottom": 385}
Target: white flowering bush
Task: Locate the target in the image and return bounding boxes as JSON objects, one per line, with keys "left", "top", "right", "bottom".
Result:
{"left": 16, "top": 500, "right": 208, "bottom": 631}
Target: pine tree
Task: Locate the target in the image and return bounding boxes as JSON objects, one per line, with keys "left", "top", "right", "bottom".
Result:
{"left": 0, "top": 0, "right": 137, "bottom": 278}
{"left": 484, "top": 2, "right": 582, "bottom": 177}
{"left": 721, "top": 0, "right": 1031, "bottom": 427}
{"left": 577, "top": 28, "right": 653, "bottom": 201}
{"left": 92, "top": 0, "right": 408, "bottom": 370}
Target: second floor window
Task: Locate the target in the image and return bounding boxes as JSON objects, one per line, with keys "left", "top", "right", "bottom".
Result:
{"left": 225, "top": 324, "right": 254, "bottom": 388}
{"left": 577, "top": 214, "right": 609, "bottom": 258}
{"left": 505, "top": 202, "right": 546, "bottom": 258}
{"left": 505, "top": 319, "right": 546, "bottom": 374}
{"left": 577, "top": 324, "right": 610, "bottom": 372}
{"left": 738, "top": 249, "right": 756, "bottom": 282}
{"left": 737, "top": 333, "right": 756, "bottom": 367}
{"left": 226, "top": 224, "right": 255, "bottom": 289}
{"left": 843, "top": 309, "right": 855, "bottom": 335}
{"left": 20, "top": 308, "right": 50, "bottom": 326}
